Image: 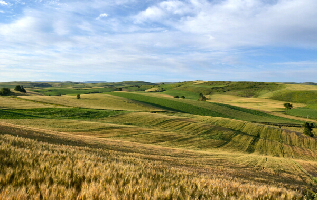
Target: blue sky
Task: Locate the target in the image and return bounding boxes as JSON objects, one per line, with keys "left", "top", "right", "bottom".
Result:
{"left": 1, "top": 0, "right": 317, "bottom": 82}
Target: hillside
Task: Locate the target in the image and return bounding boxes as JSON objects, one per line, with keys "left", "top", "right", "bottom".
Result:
{"left": 1, "top": 81, "right": 317, "bottom": 198}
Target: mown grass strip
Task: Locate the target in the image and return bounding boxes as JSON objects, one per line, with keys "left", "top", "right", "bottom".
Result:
{"left": 0, "top": 108, "right": 127, "bottom": 120}
{"left": 34, "top": 87, "right": 116, "bottom": 96}
{"left": 108, "top": 92, "right": 229, "bottom": 118}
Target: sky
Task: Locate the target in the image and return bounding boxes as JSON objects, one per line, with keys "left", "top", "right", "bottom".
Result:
{"left": 0, "top": 0, "right": 317, "bottom": 82}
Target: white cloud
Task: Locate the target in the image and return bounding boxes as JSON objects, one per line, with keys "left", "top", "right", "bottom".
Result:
{"left": 134, "top": 0, "right": 317, "bottom": 48}
{"left": 274, "top": 61, "right": 317, "bottom": 66}
{"left": 96, "top": 13, "right": 108, "bottom": 20}
{"left": 0, "top": 1, "right": 7, "bottom": 5}
{"left": 134, "top": 0, "right": 193, "bottom": 23}
{"left": 0, "top": 0, "right": 317, "bottom": 82}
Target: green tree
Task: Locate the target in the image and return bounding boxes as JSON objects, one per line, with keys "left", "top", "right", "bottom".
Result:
{"left": 0, "top": 88, "right": 11, "bottom": 96}
{"left": 303, "top": 122, "right": 314, "bottom": 137}
{"left": 283, "top": 103, "right": 293, "bottom": 109}
{"left": 198, "top": 93, "right": 207, "bottom": 101}
{"left": 14, "top": 85, "right": 26, "bottom": 93}
{"left": 77, "top": 94, "right": 80, "bottom": 99}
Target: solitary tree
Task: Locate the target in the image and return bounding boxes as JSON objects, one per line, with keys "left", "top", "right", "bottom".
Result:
{"left": 198, "top": 93, "right": 207, "bottom": 101}
{"left": 284, "top": 103, "right": 293, "bottom": 109}
{"left": 303, "top": 122, "right": 314, "bottom": 137}
{"left": 77, "top": 94, "right": 80, "bottom": 99}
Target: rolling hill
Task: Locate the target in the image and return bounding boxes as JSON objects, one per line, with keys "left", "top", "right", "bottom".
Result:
{"left": 1, "top": 81, "right": 317, "bottom": 199}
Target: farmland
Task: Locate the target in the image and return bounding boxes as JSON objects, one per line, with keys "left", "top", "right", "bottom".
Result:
{"left": 1, "top": 81, "right": 317, "bottom": 199}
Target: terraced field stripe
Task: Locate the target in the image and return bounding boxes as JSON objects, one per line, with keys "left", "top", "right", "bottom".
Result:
{"left": 108, "top": 92, "right": 229, "bottom": 118}
{"left": 108, "top": 92, "right": 301, "bottom": 123}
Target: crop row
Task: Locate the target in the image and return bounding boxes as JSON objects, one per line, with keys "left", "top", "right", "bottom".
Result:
{"left": 0, "top": 108, "right": 126, "bottom": 120}
{"left": 0, "top": 129, "right": 309, "bottom": 199}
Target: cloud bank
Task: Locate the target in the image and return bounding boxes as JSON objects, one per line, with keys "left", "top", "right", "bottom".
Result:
{"left": 0, "top": 0, "right": 316, "bottom": 82}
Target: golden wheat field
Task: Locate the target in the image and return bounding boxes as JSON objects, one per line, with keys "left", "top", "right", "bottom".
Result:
{"left": 1, "top": 87, "right": 317, "bottom": 199}
{"left": 206, "top": 94, "right": 306, "bottom": 112}
{"left": 19, "top": 94, "right": 162, "bottom": 111}
{"left": 0, "top": 126, "right": 313, "bottom": 199}
{"left": 0, "top": 96, "right": 65, "bottom": 109}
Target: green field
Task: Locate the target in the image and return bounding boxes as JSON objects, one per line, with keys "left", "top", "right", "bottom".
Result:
{"left": 1, "top": 81, "right": 317, "bottom": 199}
{"left": 0, "top": 108, "right": 126, "bottom": 120}
{"left": 108, "top": 92, "right": 300, "bottom": 124}
{"left": 166, "top": 81, "right": 282, "bottom": 97}
{"left": 33, "top": 87, "right": 116, "bottom": 96}
{"left": 286, "top": 108, "right": 317, "bottom": 120}
{"left": 271, "top": 90, "right": 317, "bottom": 104}
{"left": 162, "top": 90, "right": 199, "bottom": 100}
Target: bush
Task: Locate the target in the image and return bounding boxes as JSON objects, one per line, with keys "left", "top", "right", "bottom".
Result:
{"left": 0, "top": 88, "right": 11, "bottom": 96}
{"left": 14, "top": 85, "right": 26, "bottom": 93}
{"left": 181, "top": 96, "right": 185, "bottom": 99}
{"left": 198, "top": 93, "right": 207, "bottom": 101}
{"left": 174, "top": 96, "right": 179, "bottom": 98}
{"left": 284, "top": 103, "right": 293, "bottom": 109}
{"left": 77, "top": 94, "right": 80, "bottom": 99}
{"left": 303, "top": 122, "right": 314, "bottom": 137}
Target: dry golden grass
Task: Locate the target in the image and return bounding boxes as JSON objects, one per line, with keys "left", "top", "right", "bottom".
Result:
{"left": 145, "top": 88, "right": 161, "bottom": 92}
{"left": 284, "top": 84, "right": 317, "bottom": 91}
{"left": 0, "top": 119, "right": 127, "bottom": 133}
{"left": 0, "top": 96, "right": 65, "bottom": 109}
{"left": 0, "top": 124, "right": 316, "bottom": 199}
{"left": 192, "top": 80, "right": 208, "bottom": 84}
{"left": 205, "top": 93, "right": 317, "bottom": 122}
{"left": 20, "top": 94, "right": 163, "bottom": 111}
{"left": 267, "top": 111, "right": 317, "bottom": 123}
{"left": 3, "top": 110, "right": 317, "bottom": 160}
{"left": 207, "top": 94, "right": 306, "bottom": 112}
{"left": 24, "top": 89, "right": 44, "bottom": 96}
{"left": 259, "top": 84, "right": 317, "bottom": 99}
{"left": 2, "top": 88, "right": 317, "bottom": 199}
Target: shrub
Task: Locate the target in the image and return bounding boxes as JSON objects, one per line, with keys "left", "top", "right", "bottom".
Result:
{"left": 303, "top": 122, "right": 314, "bottom": 137}
{"left": 181, "top": 96, "right": 185, "bottom": 99}
{"left": 0, "top": 88, "right": 11, "bottom": 96}
{"left": 198, "top": 93, "right": 206, "bottom": 101}
{"left": 174, "top": 96, "right": 179, "bottom": 98}
{"left": 14, "top": 85, "right": 26, "bottom": 93}
{"left": 284, "top": 103, "right": 293, "bottom": 109}
{"left": 77, "top": 94, "right": 80, "bottom": 99}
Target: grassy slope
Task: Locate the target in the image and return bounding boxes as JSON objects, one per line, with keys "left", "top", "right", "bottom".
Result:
{"left": 32, "top": 87, "right": 116, "bottom": 96}
{"left": 265, "top": 84, "right": 317, "bottom": 120}
{"left": 19, "top": 94, "right": 163, "bottom": 111}
{"left": 108, "top": 92, "right": 300, "bottom": 124}
{"left": 286, "top": 108, "right": 317, "bottom": 120}
{"left": 0, "top": 124, "right": 315, "bottom": 199}
{"left": 0, "top": 96, "right": 65, "bottom": 109}
{"left": 2, "top": 82, "right": 317, "bottom": 198}
{"left": 162, "top": 81, "right": 282, "bottom": 97}
{"left": 0, "top": 108, "right": 126, "bottom": 120}
{"left": 207, "top": 94, "right": 306, "bottom": 112}
{"left": 2, "top": 107, "right": 315, "bottom": 160}
{"left": 162, "top": 90, "right": 198, "bottom": 100}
